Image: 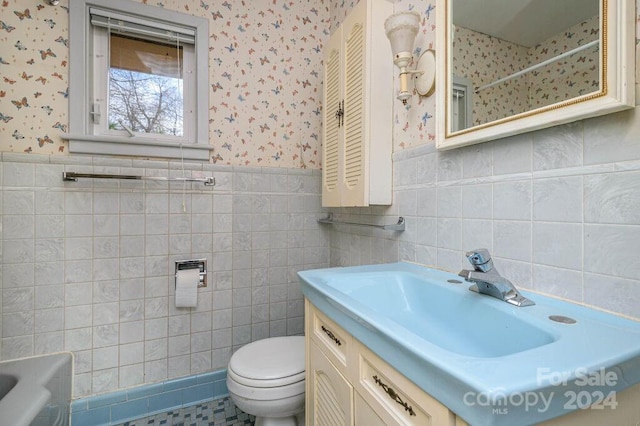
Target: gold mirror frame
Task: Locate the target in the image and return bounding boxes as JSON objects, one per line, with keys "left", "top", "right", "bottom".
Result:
{"left": 435, "top": 0, "right": 635, "bottom": 150}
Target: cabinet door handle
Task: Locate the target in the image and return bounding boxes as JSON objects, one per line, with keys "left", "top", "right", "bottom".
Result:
{"left": 372, "top": 375, "right": 416, "bottom": 417}
{"left": 334, "top": 101, "right": 344, "bottom": 127}
{"left": 321, "top": 325, "right": 342, "bottom": 346}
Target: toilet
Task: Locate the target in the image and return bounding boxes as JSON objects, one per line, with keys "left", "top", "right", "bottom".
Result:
{"left": 226, "top": 336, "right": 306, "bottom": 426}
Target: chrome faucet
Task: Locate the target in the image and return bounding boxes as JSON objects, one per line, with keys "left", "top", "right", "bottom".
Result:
{"left": 458, "top": 249, "right": 535, "bottom": 307}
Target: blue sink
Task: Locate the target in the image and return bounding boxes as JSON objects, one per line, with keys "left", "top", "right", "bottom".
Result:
{"left": 323, "top": 271, "right": 555, "bottom": 357}
{"left": 299, "top": 262, "right": 640, "bottom": 426}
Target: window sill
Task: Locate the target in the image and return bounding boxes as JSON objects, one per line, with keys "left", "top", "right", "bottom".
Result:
{"left": 63, "top": 134, "right": 211, "bottom": 161}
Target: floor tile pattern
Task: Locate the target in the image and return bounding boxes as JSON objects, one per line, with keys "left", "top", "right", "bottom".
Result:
{"left": 114, "top": 397, "right": 254, "bottom": 426}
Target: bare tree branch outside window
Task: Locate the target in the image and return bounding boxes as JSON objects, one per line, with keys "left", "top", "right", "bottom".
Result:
{"left": 108, "top": 69, "right": 184, "bottom": 136}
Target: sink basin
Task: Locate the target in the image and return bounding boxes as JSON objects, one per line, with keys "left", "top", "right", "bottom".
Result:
{"left": 299, "top": 262, "right": 640, "bottom": 426}
{"left": 323, "top": 271, "right": 554, "bottom": 357}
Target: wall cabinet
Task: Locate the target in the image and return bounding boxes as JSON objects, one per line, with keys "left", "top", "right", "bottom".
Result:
{"left": 322, "top": 0, "right": 393, "bottom": 207}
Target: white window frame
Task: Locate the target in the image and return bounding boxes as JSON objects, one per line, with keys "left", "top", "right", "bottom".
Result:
{"left": 67, "top": 0, "right": 210, "bottom": 160}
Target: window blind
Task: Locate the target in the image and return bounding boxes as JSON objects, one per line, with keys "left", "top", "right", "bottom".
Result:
{"left": 110, "top": 34, "right": 183, "bottom": 78}
{"left": 89, "top": 7, "right": 195, "bottom": 44}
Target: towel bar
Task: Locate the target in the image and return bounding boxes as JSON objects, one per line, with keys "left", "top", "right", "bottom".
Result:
{"left": 318, "top": 213, "right": 405, "bottom": 231}
{"left": 62, "top": 171, "right": 215, "bottom": 186}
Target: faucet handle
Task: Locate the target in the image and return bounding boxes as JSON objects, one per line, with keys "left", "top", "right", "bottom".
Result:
{"left": 465, "top": 248, "right": 493, "bottom": 272}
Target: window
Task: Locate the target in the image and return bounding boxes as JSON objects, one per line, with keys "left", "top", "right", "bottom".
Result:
{"left": 451, "top": 75, "right": 473, "bottom": 132}
{"left": 67, "top": 0, "right": 210, "bottom": 160}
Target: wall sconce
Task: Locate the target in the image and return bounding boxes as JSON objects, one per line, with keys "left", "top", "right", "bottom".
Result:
{"left": 384, "top": 11, "right": 435, "bottom": 104}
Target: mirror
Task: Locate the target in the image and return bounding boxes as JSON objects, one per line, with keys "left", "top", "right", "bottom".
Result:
{"left": 435, "top": 0, "right": 635, "bottom": 150}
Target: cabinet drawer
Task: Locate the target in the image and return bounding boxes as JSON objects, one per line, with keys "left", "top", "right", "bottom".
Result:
{"left": 354, "top": 340, "right": 454, "bottom": 426}
{"left": 307, "top": 301, "right": 351, "bottom": 372}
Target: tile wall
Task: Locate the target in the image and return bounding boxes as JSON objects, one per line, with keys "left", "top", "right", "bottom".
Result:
{"left": 328, "top": 110, "right": 640, "bottom": 321}
{"left": 0, "top": 152, "right": 328, "bottom": 398}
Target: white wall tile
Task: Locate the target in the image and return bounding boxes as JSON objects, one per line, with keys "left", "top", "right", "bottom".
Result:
{"left": 144, "top": 317, "right": 168, "bottom": 340}
{"left": 3, "top": 191, "right": 34, "bottom": 215}
{"left": 93, "top": 303, "right": 119, "bottom": 326}
{"left": 65, "top": 327, "right": 92, "bottom": 352}
{"left": 94, "top": 215, "right": 118, "bottom": 236}
{"left": 462, "top": 219, "right": 493, "bottom": 253}
{"left": 2, "top": 239, "right": 35, "bottom": 263}
{"left": 436, "top": 149, "right": 463, "bottom": 182}
{"left": 533, "top": 122, "right": 583, "bottom": 170}
{"left": 119, "top": 321, "right": 144, "bottom": 344}
{"left": 34, "top": 331, "right": 63, "bottom": 355}
{"left": 35, "top": 286, "right": 64, "bottom": 309}
{"left": 34, "top": 262, "right": 62, "bottom": 286}
{"left": 492, "top": 133, "right": 532, "bottom": 175}
{"left": 533, "top": 222, "right": 582, "bottom": 270}
{"left": 65, "top": 237, "right": 93, "bottom": 260}
{"left": 93, "top": 193, "right": 119, "bottom": 215}
{"left": 584, "top": 224, "right": 640, "bottom": 280}
{"left": 35, "top": 215, "right": 64, "bottom": 238}
{"left": 35, "top": 308, "right": 64, "bottom": 333}
{"left": 36, "top": 192, "right": 64, "bottom": 215}
{"left": 3, "top": 163, "right": 34, "bottom": 187}
{"left": 65, "top": 215, "right": 92, "bottom": 237}
{"left": 145, "top": 338, "right": 168, "bottom": 362}
{"left": 437, "top": 186, "right": 462, "bottom": 218}
{"left": 584, "top": 273, "right": 640, "bottom": 318}
{"left": 584, "top": 109, "right": 640, "bottom": 165}
{"left": 531, "top": 265, "right": 582, "bottom": 301}
{"left": 3, "top": 216, "right": 34, "bottom": 239}
{"left": 92, "top": 367, "right": 118, "bottom": 394}
{"left": 416, "top": 153, "right": 437, "bottom": 184}
{"left": 462, "top": 184, "right": 492, "bottom": 219}
{"left": 462, "top": 144, "right": 493, "bottom": 178}
{"left": 493, "top": 181, "right": 531, "bottom": 221}
{"left": 65, "top": 305, "right": 92, "bottom": 329}
{"left": 65, "top": 283, "right": 92, "bottom": 306}
{"left": 493, "top": 221, "right": 531, "bottom": 262}
{"left": 1, "top": 336, "right": 33, "bottom": 359}
{"left": 533, "top": 177, "right": 583, "bottom": 223}
{"left": 584, "top": 171, "right": 640, "bottom": 225}
{"left": 94, "top": 237, "right": 118, "bottom": 259}
{"left": 93, "top": 324, "right": 118, "bottom": 348}
{"left": 65, "top": 192, "right": 92, "bottom": 215}
{"left": 36, "top": 164, "right": 64, "bottom": 188}
{"left": 119, "top": 364, "right": 144, "bottom": 388}
{"left": 437, "top": 218, "right": 462, "bottom": 251}
{"left": 3, "top": 288, "right": 34, "bottom": 313}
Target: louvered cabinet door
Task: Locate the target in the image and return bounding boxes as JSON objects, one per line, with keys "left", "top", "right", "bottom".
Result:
{"left": 340, "top": 4, "right": 367, "bottom": 207}
{"left": 309, "top": 340, "right": 354, "bottom": 426}
{"left": 320, "top": 0, "right": 393, "bottom": 207}
{"left": 322, "top": 28, "right": 343, "bottom": 207}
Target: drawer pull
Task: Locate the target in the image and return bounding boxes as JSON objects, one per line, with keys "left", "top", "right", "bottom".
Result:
{"left": 373, "top": 375, "right": 416, "bottom": 417}
{"left": 321, "top": 325, "right": 342, "bottom": 346}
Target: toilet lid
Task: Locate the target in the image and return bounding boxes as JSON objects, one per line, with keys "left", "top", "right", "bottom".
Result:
{"left": 229, "top": 336, "right": 305, "bottom": 387}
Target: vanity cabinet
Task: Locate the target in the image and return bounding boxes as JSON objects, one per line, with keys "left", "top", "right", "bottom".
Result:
{"left": 305, "top": 300, "right": 458, "bottom": 425}
{"left": 322, "top": 0, "right": 393, "bottom": 207}
{"left": 305, "top": 299, "right": 640, "bottom": 425}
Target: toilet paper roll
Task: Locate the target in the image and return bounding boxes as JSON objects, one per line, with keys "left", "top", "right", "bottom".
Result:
{"left": 175, "top": 268, "right": 200, "bottom": 308}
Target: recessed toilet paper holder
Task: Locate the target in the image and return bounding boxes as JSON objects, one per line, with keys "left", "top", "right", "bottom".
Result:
{"left": 175, "top": 259, "right": 207, "bottom": 288}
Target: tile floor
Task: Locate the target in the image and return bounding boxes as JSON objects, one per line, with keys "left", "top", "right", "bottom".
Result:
{"left": 113, "top": 397, "right": 254, "bottom": 426}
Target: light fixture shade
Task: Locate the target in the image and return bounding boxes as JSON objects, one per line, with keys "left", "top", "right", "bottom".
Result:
{"left": 384, "top": 11, "right": 420, "bottom": 58}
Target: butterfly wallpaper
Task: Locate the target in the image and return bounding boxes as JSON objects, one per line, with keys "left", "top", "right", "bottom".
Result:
{"left": 1, "top": 0, "right": 639, "bottom": 166}
{"left": 0, "top": 0, "right": 329, "bottom": 168}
